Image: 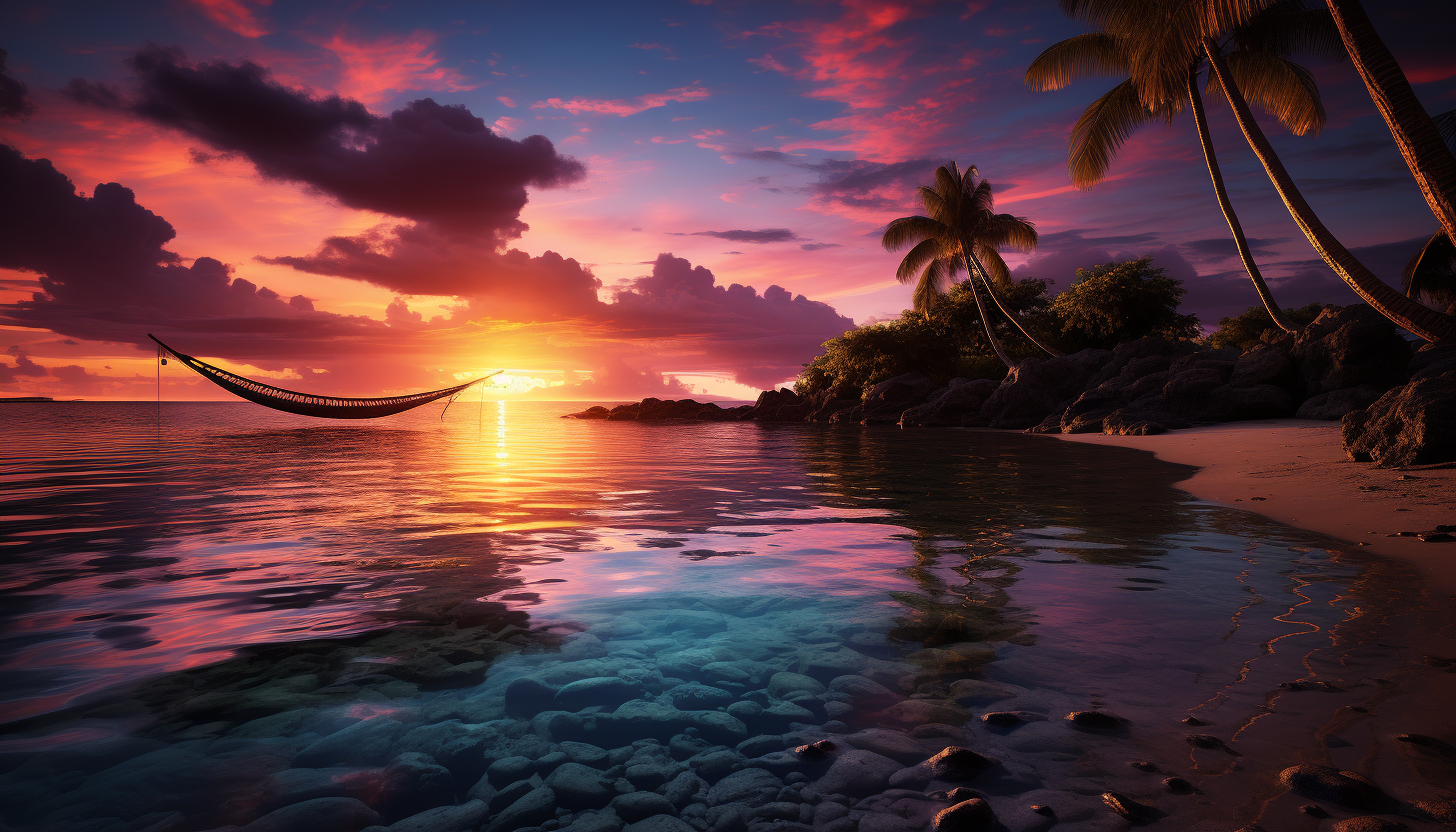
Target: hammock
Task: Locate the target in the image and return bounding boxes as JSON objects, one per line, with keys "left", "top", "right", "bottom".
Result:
{"left": 148, "top": 334, "right": 499, "bottom": 419}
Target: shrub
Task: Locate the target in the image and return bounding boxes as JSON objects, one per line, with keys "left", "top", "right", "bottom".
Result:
{"left": 1207, "top": 302, "right": 1326, "bottom": 350}
{"left": 1048, "top": 257, "right": 1200, "bottom": 349}
{"left": 796, "top": 278, "right": 1055, "bottom": 397}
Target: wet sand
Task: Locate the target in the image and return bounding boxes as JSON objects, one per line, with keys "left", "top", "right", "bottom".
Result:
{"left": 1045, "top": 419, "right": 1456, "bottom": 596}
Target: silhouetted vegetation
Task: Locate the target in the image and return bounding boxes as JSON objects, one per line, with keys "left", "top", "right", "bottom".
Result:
{"left": 798, "top": 257, "right": 1202, "bottom": 398}
{"left": 1207, "top": 302, "right": 1326, "bottom": 351}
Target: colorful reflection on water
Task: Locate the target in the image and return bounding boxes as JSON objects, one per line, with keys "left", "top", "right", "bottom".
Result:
{"left": 0, "top": 401, "right": 1451, "bottom": 830}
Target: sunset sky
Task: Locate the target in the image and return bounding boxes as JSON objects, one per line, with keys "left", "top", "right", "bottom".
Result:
{"left": 1, "top": 0, "right": 1452, "bottom": 401}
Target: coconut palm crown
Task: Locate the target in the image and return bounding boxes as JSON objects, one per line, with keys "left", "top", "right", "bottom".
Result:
{"left": 881, "top": 163, "right": 1055, "bottom": 368}
{"left": 1054, "top": 0, "right": 1455, "bottom": 342}
{"left": 1026, "top": 1, "right": 1340, "bottom": 333}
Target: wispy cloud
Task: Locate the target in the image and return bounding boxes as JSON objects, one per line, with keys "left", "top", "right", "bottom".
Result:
{"left": 532, "top": 84, "right": 709, "bottom": 116}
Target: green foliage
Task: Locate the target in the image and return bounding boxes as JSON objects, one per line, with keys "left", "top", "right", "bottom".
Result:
{"left": 1048, "top": 257, "right": 1200, "bottom": 348}
{"left": 796, "top": 279, "right": 1056, "bottom": 397}
{"left": 1208, "top": 302, "right": 1325, "bottom": 350}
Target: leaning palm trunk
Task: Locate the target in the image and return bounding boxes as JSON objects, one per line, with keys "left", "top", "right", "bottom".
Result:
{"left": 965, "top": 276, "right": 1015, "bottom": 368}
{"left": 1203, "top": 37, "right": 1456, "bottom": 343}
{"left": 959, "top": 244, "right": 1066, "bottom": 356}
{"left": 1327, "top": 0, "right": 1456, "bottom": 244}
{"left": 1185, "top": 70, "right": 1299, "bottom": 334}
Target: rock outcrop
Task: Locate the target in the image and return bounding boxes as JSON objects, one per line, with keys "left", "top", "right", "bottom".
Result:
{"left": 1342, "top": 344, "right": 1456, "bottom": 467}
{"left": 564, "top": 304, "right": 1450, "bottom": 464}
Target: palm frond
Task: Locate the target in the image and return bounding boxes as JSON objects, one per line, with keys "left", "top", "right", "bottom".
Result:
{"left": 1026, "top": 33, "right": 1128, "bottom": 91}
{"left": 1434, "top": 108, "right": 1456, "bottom": 154}
{"left": 1232, "top": 4, "right": 1345, "bottom": 61}
{"left": 1403, "top": 229, "right": 1456, "bottom": 305}
{"left": 1208, "top": 50, "right": 1323, "bottom": 135}
{"left": 1068, "top": 78, "right": 1160, "bottom": 188}
{"left": 917, "top": 185, "right": 949, "bottom": 218}
{"left": 985, "top": 212, "right": 1039, "bottom": 251}
{"left": 973, "top": 245, "right": 1014, "bottom": 289}
{"left": 933, "top": 164, "right": 961, "bottom": 199}
{"left": 912, "top": 258, "right": 950, "bottom": 315}
{"left": 881, "top": 215, "right": 947, "bottom": 251}
{"left": 896, "top": 238, "right": 945, "bottom": 283}
{"left": 1203, "top": 0, "right": 1282, "bottom": 37}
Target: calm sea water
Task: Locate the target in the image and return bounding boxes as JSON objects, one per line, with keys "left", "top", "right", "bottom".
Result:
{"left": 1, "top": 401, "right": 1450, "bottom": 829}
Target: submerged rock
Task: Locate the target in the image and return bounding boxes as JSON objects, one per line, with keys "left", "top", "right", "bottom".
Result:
{"left": 241, "top": 797, "right": 380, "bottom": 832}
{"left": 1064, "top": 710, "right": 1130, "bottom": 731}
{"left": 931, "top": 798, "right": 995, "bottom": 832}
{"left": 810, "top": 749, "right": 901, "bottom": 798}
{"left": 1278, "top": 764, "right": 1391, "bottom": 811}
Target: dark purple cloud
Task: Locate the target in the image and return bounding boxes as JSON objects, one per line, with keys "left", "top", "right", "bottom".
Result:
{"left": 74, "top": 46, "right": 584, "bottom": 239}
{"left": 610, "top": 253, "right": 854, "bottom": 387}
{"left": 258, "top": 223, "right": 603, "bottom": 315}
{"left": 0, "top": 143, "right": 388, "bottom": 361}
{"left": 0, "top": 49, "right": 36, "bottom": 119}
{"left": 1180, "top": 236, "right": 1285, "bottom": 261}
{"left": 800, "top": 242, "right": 842, "bottom": 251}
{"left": 687, "top": 228, "right": 801, "bottom": 244}
{"left": 2, "top": 346, "right": 47, "bottom": 383}
{"left": 802, "top": 158, "right": 940, "bottom": 194}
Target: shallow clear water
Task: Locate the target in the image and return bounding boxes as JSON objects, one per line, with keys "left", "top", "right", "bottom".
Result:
{"left": 1, "top": 402, "right": 1451, "bottom": 831}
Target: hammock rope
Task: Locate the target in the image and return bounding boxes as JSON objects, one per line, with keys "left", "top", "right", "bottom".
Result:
{"left": 147, "top": 334, "right": 500, "bottom": 420}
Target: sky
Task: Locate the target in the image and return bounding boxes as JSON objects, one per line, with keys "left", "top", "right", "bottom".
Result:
{"left": 1, "top": 0, "right": 1453, "bottom": 402}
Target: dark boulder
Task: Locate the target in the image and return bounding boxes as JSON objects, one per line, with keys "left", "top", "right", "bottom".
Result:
{"left": 754, "top": 389, "right": 811, "bottom": 422}
{"left": 1084, "top": 336, "right": 1190, "bottom": 388}
{"left": 1102, "top": 403, "right": 1187, "bottom": 435}
{"left": 1229, "top": 345, "right": 1296, "bottom": 389}
{"left": 1342, "top": 367, "right": 1456, "bottom": 466}
{"left": 1296, "top": 386, "right": 1385, "bottom": 420}
{"left": 564, "top": 406, "right": 611, "bottom": 419}
{"left": 1203, "top": 383, "right": 1294, "bottom": 422}
{"left": 1060, "top": 386, "right": 1129, "bottom": 434}
{"left": 900, "top": 379, "right": 1000, "bottom": 427}
{"left": 1290, "top": 305, "right": 1412, "bottom": 397}
{"left": 801, "top": 381, "right": 863, "bottom": 422}
{"left": 1122, "top": 369, "right": 1171, "bottom": 402}
{"left": 979, "top": 349, "right": 1113, "bottom": 429}
{"left": 861, "top": 373, "right": 938, "bottom": 424}
{"left": 1162, "top": 368, "right": 1229, "bottom": 418}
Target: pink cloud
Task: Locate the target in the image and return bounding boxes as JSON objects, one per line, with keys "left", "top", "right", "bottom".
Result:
{"left": 187, "top": 0, "right": 273, "bottom": 38}
{"left": 531, "top": 84, "right": 709, "bottom": 116}
{"left": 319, "top": 31, "right": 478, "bottom": 105}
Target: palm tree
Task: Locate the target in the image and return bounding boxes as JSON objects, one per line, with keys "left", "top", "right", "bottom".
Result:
{"left": 1026, "top": 8, "right": 1338, "bottom": 333}
{"left": 1059, "top": 0, "right": 1456, "bottom": 343}
{"left": 1208, "top": 0, "right": 1456, "bottom": 245}
{"left": 881, "top": 163, "right": 1052, "bottom": 368}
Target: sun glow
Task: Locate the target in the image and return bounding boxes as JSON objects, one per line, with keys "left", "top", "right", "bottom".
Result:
{"left": 481, "top": 373, "right": 555, "bottom": 395}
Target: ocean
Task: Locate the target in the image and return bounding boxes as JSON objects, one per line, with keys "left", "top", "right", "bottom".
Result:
{"left": 1, "top": 401, "right": 1449, "bottom": 831}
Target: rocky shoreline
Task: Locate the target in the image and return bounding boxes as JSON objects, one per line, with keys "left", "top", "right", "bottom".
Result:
{"left": 566, "top": 305, "right": 1456, "bottom": 467}
{"left": 5, "top": 583, "right": 1451, "bottom": 832}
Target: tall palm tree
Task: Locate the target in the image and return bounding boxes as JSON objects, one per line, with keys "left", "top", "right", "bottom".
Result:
{"left": 881, "top": 163, "right": 1051, "bottom": 368}
{"left": 1208, "top": 0, "right": 1456, "bottom": 245}
{"left": 1026, "top": 8, "right": 1337, "bottom": 333}
{"left": 1060, "top": 0, "right": 1456, "bottom": 343}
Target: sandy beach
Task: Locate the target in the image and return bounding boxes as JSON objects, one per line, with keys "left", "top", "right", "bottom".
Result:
{"left": 1047, "top": 419, "right": 1456, "bottom": 595}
